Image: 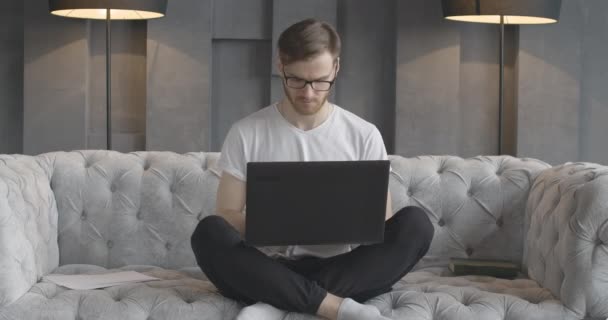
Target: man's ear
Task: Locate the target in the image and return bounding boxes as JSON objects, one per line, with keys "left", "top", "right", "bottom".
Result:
{"left": 335, "top": 57, "right": 341, "bottom": 75}
{"left": 276, "top": 58, "right": 284, "bottom": 76}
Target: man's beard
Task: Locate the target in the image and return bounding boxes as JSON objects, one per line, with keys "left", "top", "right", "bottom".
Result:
{"left": 283, "top": 86, "right": 329, "bottom": 116}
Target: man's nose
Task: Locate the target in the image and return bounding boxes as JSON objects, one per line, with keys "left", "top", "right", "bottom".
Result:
{"left": 300, "top": 83, "right": 315, "bottom": 96}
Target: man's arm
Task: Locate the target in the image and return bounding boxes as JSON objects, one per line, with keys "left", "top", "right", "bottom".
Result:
{"left": 386, "top": 192, "right": 394, "bottom": 221}
{"left": 216, "top": 172, "right": 247, "bottom": 236}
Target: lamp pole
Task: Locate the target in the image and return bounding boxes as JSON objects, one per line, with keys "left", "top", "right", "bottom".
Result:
{"left": 106, "top": 8, "right": 112, "bottom": 150}
{"left": 498, "top": 15, "right": 504, "bottom": 155}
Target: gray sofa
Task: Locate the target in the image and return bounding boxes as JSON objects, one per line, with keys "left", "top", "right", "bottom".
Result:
{"left": 0, "top": 150, "right": 607, "bottom": 320}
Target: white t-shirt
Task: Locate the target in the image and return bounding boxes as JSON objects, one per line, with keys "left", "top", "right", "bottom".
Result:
{"left": 217, "top": 102, "right": 388, "bottom": 259}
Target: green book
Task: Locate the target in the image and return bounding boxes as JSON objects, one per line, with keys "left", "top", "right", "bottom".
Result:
{"left": 448, "top": 258, "right": 520, "bottom": 279}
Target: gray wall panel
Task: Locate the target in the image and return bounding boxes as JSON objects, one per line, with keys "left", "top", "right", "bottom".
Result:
{"left": 395, "top": 1, "right": 461, "bottom": 157}
{"left": 518, "top": 0, "right": 582, "bottom": 165}
{"left": 211, "top": 40, "right": 271, "bottom": 151}
{"left": 576, "top": 0, "right": 608, "bottom": 164}
{"left": 336, "top": 0, "right": 396, "bottom": 153}
{"left": 458, "top": 24, "right": 518, "bottom": 157}
{"left": 24, "top": 0, "right": 88, "bottom": 155}
{"left": 213, "top": 0, "right": 272, "bottom": 40}
{"left": 457, "top": 23, "right": 506, "bottom": 157}
{"left": 0, "top": 1, "right": 23, "bottom": 154}
{"left": 88, "top": 21, "right": 147, "bottom": 152}
{"left": 147, "top": 0, "right": 212, "bottom": 153}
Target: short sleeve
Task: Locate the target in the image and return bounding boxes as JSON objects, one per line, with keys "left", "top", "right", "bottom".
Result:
{"left": 217, "top": 125, "right": 247, "bottom": 181}
{"left": 362, "top": 127, "right": 388, "bottom": 161}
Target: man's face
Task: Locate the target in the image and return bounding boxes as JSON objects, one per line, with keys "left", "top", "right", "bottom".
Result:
{"left": 280, "top": 51, "right": 338, "bottom": 116}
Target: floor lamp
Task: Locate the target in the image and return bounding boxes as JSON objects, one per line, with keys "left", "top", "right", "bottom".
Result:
{"left": 49, "top": 0, "right": 167, "bottom": 150}
{"left": 441, "top": 0, "right": 561, "bottom": 155}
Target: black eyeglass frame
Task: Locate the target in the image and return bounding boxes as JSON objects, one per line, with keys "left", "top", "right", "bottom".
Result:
{"left": 281, "top": 65, "right": 338, "bottom": 91}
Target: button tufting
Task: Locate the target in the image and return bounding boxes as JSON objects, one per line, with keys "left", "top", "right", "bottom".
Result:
{"left": 170, "top": 185, "right": 176, "bottom": 193}
{"left": 466, "top": 247, "right": 474, "bottom": 256}
{"left": 407, "top": 190, "right": 413, "bottom": 197}
{"left": 143, "top": 161, "right": 151, "bottom": 170}
{"left": 496, "top": 218, "right": 504, "bottom": 227}
{"left": 438, "top": 219, "right": 445, "bottom": 227}
{"left": 136, "top": 211, "right": 143, "bottom": 220}
{"left": 197, "top": 212, "right": 204, "bottom": 221}
{"left": 467, "top": 191, "right": 473, "bottom": 197}
{"left": 110, "top": 184, "right": 117, "bottom": 192}
{"left": 107, "top": 240, "right": 114, "bottom": 249}
{"left": 165, "top": 242, "right": 172, "bottom": 250}
{"left": 81, "top": 211, "right": 87, "bottom": 220}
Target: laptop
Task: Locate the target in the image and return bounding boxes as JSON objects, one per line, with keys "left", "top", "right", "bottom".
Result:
{"left": 245, "top": 160, "right": 390, "bottom": 246}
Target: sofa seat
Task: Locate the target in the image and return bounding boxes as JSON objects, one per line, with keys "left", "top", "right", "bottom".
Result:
{"left": 0, "top": 264, "right": 241, "bottom": 320}
{"left": 0, "top": 265, "right": 577, "bottom": 320}
{"left": 371, "top": 268, "right": 576, "bottom": 320}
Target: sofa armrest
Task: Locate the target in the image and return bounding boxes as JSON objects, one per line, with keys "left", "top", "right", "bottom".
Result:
{"left": 524, "top": 163, "right": 608, "bottom": 319}
{"left": 0, "top": 155, "right": 59, "bottom": 307}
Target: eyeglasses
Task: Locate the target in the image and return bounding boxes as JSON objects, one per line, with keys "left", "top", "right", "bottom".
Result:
{"left": 282, "top": 68, "right": 337, "bottom": 91}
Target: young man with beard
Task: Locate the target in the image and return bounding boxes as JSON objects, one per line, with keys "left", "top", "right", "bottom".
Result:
{"left": 191, "top": 18, "right": 434, "bottom": 320}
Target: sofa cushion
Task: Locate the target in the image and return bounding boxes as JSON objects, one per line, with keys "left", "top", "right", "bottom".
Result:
{"left": 0, "top": 265, "right": 240, "bottom": 320}
{"left": 0, "top": 265, "right": 577, "bottom": 320}
{"left": 0, "top": 154, "right": 59, "bottom": 307}
{"left": 373, "top": 267, "right": 577, "bottom": 320}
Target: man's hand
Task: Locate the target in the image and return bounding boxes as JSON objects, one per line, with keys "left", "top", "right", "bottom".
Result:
{"left": 216, "top": 172, "right": 246, "bottom": 236}
{"left": 386, "top": 192, "right": 394, "bottom": 221}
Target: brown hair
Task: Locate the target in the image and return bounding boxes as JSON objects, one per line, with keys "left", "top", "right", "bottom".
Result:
{"left": 278, "top": 18, "right": 341, "bottom": 65}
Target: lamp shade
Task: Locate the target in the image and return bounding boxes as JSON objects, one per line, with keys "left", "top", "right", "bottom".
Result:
{"left": 441, "top": 0, "right": 561, "bottom": 24}
{"left": 49, "top": 0, "right": 167, "bottom": 20}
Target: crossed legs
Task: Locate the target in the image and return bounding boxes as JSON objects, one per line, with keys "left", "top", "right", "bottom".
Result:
{"left": 190, "top": 206, "right": 434, "bottom": 317}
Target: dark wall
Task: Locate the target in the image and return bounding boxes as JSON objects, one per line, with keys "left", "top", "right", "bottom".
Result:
{"left": 0, "top": 2, "right": 23, "bottom": 154}
{"left": 5, "top": 0, "right": 608, "bottom": 165}
{"left": 518, "top": 0, "right": 608, "bottom": 164}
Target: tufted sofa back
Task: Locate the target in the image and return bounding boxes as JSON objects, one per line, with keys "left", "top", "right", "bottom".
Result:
{"left": 45, "top": 150, "right": 221, "bottom": 269}
{"left": 388, "top": 155, "right": 550, "bottom": 269}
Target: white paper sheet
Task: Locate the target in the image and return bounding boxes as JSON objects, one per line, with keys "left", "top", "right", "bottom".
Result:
{"left": 43, "top": 271, "right": 161, "bottom": 290}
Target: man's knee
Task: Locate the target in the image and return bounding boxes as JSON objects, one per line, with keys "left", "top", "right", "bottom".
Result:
{"left": 191, "top": 215, "right": 240, "bottom": 256}
{"left": 392, "top": 206, "right": 434, "bottom": 251}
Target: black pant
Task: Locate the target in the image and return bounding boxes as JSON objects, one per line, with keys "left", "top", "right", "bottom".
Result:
{"left": 190, "top": 206, "right": 434, "bottom": 315}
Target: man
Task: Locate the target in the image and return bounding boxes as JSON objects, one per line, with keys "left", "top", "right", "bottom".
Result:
{"left": 191, "top": 19, "right": 434, "bottom": 320}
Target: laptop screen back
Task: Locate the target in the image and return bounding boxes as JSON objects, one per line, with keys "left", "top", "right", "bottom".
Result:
{"left": 245, "top": 160, "right": 390, "bottom": 246}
